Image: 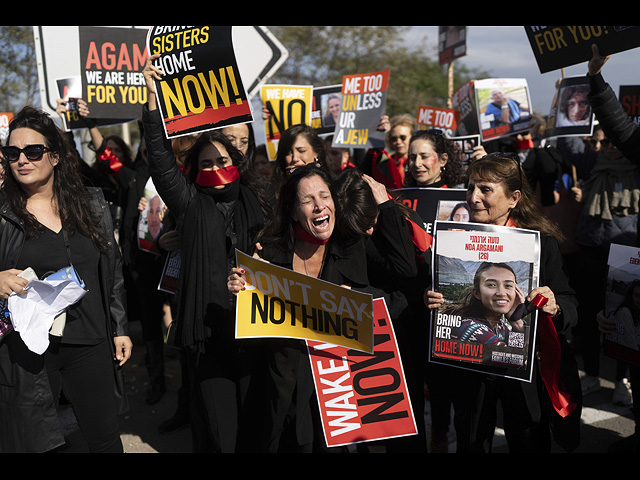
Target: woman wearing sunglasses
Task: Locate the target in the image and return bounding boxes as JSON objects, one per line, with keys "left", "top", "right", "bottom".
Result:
{"left": 425, "top": 153, "right": 581, "bottom": 453}
{"left": 0, "top": 106, "right": 132, "bottom": 453}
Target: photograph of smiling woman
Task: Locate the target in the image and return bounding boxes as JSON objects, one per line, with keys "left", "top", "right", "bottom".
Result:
{"left": 440, "top": 261, "right": 529, "bottom": 347}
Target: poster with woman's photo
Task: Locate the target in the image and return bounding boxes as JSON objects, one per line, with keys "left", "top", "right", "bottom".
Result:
{"left": 311, "top": 85, "right": 342, "bottom": 136}
{"left": 545, "top": 76, "right": 594, "bottom": 138}
{"left": 137, "top": 178, "right": 165, "bottom": 255}
{"left": 430, "top": 221, "right": 541, "bottom": 382}
{"left": 603, "top": 243, "right": 640, "bottom": 368}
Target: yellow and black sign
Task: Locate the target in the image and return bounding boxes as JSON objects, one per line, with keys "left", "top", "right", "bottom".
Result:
{"left": 234, "top": 251, "right": 374, "bottom": 353}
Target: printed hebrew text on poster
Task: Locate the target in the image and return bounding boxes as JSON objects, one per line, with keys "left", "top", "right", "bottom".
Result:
{"left": 603, "top": 244, "right": 640, "bottom": 368}
{"left": 311, "top": 85, "right": 342, "bottom": 136}
{"left": 261, "top": 84, "right": 313, "bottom": 160}
{"left": 79, "top": 27, "right": 149, "bottom": 120}
{"left": 234, "top": 251, "right": 374, "bottom": 353}
{"left": 307, "top": 298, "right": 417, "bottom": 448}
{"left": 331, "top": 70, "right": 389, "bottom": 150}
{"left": 147, "top": 26, "right": 254, "bottom": 139}
{"left": 431, "top": 221, "right": 541, "bottom": 382}
{"left": 137, "top": 178, "right": 165, "bottom": 255}
{"left": 475, "top": 78, "right": 533, "bottom": 142}
{"left": 525, "top": 26, "right": 640, "bottom": 74}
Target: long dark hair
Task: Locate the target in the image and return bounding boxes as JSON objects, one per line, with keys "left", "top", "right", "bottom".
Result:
{"left": 257, "top": 164, "right": 333, "bottom": 249}
{"left": 182, "top": 129, "right": 273, "bottom": 218}
{"left": 332, "top": 167, "right": 379, "bottom": 241}
{"left": 3, "top": 106, "right": 107, "bottom": 249}
{"left": 442, "top": 262, "right": 517, "bottom": 318}
{"left": 271, "top": 123, "right": 328, "bottom": 194}
{"left": 466, "top": 153, "right": 564, "bottom": 242}
{"left": 405, "top": 130, "right": 463, "bottom": 187}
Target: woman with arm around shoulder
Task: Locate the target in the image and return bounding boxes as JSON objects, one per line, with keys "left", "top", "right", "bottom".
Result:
{"left": 228, "top": 164, "right": 369, "bottom": 452}
{"left": 0, "top": 106, "right": 131, "bottom": 453}
{"left": 425, "top": 153, "right": 581, "bottom": 453}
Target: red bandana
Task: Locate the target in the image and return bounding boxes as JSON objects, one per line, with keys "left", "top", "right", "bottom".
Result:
{"left": 195, "top": 166, "right": 240, "bottom": 187}
{"left": 294, "top": 222, "right": 329, "bottom": 245}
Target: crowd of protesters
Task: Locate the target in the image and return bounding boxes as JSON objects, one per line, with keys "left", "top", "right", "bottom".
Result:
{"left": 0, "top": 42, "right": 639, "bottom": 454}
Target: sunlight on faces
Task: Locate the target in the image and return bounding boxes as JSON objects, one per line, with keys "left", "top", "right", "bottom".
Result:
{"left": 9, "top": 128, "right": 58, "bottom": 192}
{"left": 221, "top": 124, "right": 250, "bottom": 156}
{"left": 285, "top": 135, "right": 317, "bottom": 175}
{"left": 292, "top": 174, "right": 335, "bottom": 242}
{"left": 198, "top": 141, "right": 232, "bottom": 189}
{"left": 409, "top": 137, "right": 447, "bottom": 186}
{"left": 466, "top": 177, "right": 520, "bottom": 226}
{"left": 389, "top": 125, "right": 412, "bottom": 158}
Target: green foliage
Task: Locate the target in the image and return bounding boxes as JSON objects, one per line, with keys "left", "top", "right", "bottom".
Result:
{"left": 267, "top": 26, "right": 488, "bottom": 119}
{"left": 0, "top": 26, "right": 39, "bottom": 113}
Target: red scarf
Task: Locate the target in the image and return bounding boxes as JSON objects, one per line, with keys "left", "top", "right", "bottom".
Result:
{"left": 371, "top": 150, "right": 406, "bottom": 189}
{"left": 195, "top": 166, "right": 240, "bottom": 187}
{"left": 98, "top": 146, "right": 123, "bottom": 175}
{"left": 505, "top": 217, "right": 577, "bottom": 418}
{"left": 294, "top": 222, "right": 329, "bottom": 245}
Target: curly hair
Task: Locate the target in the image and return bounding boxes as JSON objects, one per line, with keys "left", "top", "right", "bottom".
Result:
{"left": 405, "top": 129, "right": 464, "bottom": 187}
{"left": 2, "top": 106, "right": 107, "bottom": 250}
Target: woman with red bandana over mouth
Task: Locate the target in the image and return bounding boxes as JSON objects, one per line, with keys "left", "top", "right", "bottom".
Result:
{"left": 142, "top": 54, "right": 275, "bottom": 453}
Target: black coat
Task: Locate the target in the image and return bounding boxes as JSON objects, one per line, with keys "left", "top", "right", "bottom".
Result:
{"left": 0, "top": 187, "right": 128, "bottom": 452}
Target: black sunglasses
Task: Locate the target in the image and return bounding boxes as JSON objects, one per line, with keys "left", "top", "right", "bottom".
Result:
{"left": 2, "top": 145, "right": 51, "bottom": 163}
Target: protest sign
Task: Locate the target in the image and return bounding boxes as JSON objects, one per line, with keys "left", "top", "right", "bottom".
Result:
{"left": 307, "top": 298, "right": 417, "bottom": 448}
{"left": 146, "top": 26, "right": 254, "bottom": 139}
{"left": 331, "top": 70, "right": 389, "bottom": 150}
{"left": 393, "top": 187, "right": 467, "bottom": 237}
{"left": 261, "top": 84, "right": 313, "bottom": 160}
{"left": 311, "top": 85, "right": 342, "bottom": 136}
{"left": 79, "top": 27, "right": 149, "bottom": 120}
{"left": 603, "top": 244, "right": 640, "bottom": 368}
{"left": 452, "top": 78, "right": 532, "bottom": 142}
{"left": 525, "top": 26, "right": 640, "bottom": 74}
{"left": 137, "top": 178, "right": 165, "bottom": 255}
{"left": 234, "top": 251, "right": 374, "bottom": 353}
{"left": 430, "top": 221, "right": 541, "bottom": 381}
{"left": 619, "top": 85, "right": 640, "bottom": 126}
{"left": 545, "top": 76, "right": 594, "bottom": 138}
{"left": 415, "top": 105, "right": 459, "bottom": 137}
{"left": 0, "top": 112, "right": 13, "bottom": 145}
{"left": 158, "top": 250, "right": 181, "bottom": 295}
{"left": 438, "top": 26, "right": 467, "bottom": 66}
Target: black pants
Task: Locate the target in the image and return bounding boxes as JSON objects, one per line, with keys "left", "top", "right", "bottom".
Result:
{"left": 45, "top": 339, "right": 123, "bottom": 453}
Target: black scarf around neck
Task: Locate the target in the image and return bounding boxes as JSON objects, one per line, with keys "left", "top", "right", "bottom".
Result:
{"left": 173, "top": 180, "right": 266, "bottom": 353}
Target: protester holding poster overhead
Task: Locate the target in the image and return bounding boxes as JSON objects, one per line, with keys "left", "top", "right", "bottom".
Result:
{"left": 143, "top": 54, "right": 275, "bottom": 453}
{"left": 229, "top": 164, "right": 370, "bottom": 452}
{"left": 586, "top": 43, "right": 640, "bottom": 453}
{"left": 426, "top": 153, "right": 581, "bottom": 453}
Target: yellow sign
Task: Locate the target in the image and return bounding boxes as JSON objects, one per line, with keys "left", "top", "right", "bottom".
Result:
{"left": 234, "top": 251, "right": 374, "bottom": 353}
{"left": 261, "top": 84, "right": 313, "bottom": 160}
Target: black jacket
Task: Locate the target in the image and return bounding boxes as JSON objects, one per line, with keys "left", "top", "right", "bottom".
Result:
{"left": 0, "top": 187, "right": 128, "bottom": 452}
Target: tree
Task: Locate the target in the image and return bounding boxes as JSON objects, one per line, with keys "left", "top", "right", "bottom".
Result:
{"left": 267, "top": 26, "right": 487, "bottom": 119}
{"left": 0, "top": 26, "right": 39, "bottom": 113}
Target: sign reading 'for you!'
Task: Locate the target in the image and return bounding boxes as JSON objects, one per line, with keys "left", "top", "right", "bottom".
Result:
{"left": 147, "top": 26, "right": 254, "bottom": 138}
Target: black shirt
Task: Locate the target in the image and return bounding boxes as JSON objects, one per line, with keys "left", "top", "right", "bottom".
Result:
{"left": 17, "top": 225, "right": 106, "bottom": 345}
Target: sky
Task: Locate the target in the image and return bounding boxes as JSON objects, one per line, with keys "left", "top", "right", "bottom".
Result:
{"left": 403, "top": 26, "right": 640, "bottom": 115}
